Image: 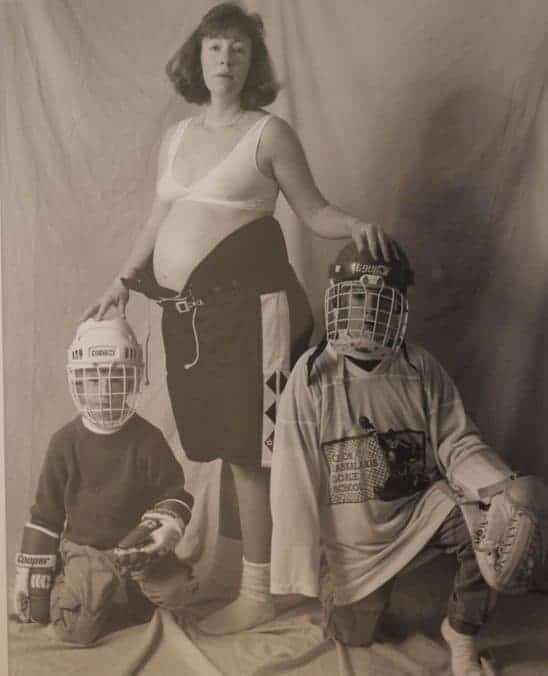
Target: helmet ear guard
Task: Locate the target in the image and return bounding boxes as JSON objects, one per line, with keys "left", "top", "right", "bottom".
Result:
{"left": 325, "top": 241, "right": 413, "bottom": 361}
{"left": 66, "top": 317, "right": 144, "bottom": 431}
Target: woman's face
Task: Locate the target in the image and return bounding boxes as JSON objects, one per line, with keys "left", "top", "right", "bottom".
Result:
{"left": 200, "top": 32, "right": 252, "bottom": 100}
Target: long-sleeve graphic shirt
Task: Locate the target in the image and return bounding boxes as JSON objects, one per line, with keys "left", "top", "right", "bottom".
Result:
{"left": 271, "top": 343, "right": 512, "bottom": 605}
{"left": 29, "top": 414, "right": 193, "bottom": 550}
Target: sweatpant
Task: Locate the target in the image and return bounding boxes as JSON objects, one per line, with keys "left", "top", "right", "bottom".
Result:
{"left": 324, "top": 506, "right": 495, "bottom": 646}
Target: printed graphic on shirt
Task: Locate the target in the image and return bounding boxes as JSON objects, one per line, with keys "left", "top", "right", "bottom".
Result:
{"left": 322, "top": 424, "right": 428, "bottom": 505}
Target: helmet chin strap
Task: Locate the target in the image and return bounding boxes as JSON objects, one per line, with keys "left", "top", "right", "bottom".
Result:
{"left": 345, "top": 349, "right": 391, "bottom": 362}
{"left": 329, "top": 336, "right": 395, "bottom": 362}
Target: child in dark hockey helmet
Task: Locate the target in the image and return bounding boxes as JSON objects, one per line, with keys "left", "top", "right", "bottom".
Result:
{"left": 271, "top": 239, "right": 548, "bottom": 676}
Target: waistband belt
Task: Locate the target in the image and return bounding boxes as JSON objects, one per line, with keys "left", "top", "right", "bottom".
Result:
{"left": 157, "top": 280, "right": 246, "bottom": 314}
{"left": 157, "top": 292, "right": 204, "bottom": 314}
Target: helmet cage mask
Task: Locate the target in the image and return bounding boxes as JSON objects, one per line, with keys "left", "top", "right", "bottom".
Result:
{"left": 66, "top": 319, "right": 144, "bottom": 431}
{"left": 325, "top": 270, "right": 409, "bottom": 361}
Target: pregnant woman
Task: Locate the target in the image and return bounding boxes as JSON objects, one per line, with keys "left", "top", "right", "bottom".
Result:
{"left": 82, "top": 2, "right": 397, "bottom": 635}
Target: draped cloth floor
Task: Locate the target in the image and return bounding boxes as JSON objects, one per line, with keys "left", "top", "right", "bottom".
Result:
{"left": 9, "top": 556, "right": 548, "bottom": 675}
{"left": 4, "top": 0, "right": 548, "bottom": 673}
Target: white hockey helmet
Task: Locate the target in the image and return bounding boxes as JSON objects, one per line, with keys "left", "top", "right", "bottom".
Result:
{"left": 325, "top": 242, "right": 413, "bottom": 361}
{"left": 66, "top": 317, "right": 144, "bottom": 431}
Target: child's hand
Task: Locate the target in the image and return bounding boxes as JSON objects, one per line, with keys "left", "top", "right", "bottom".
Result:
{"left": 114, "top": 510, "right": 185, "bottom": 575}
{"left": 14, "top": 552, "right": 57, "bottom": 624}
{"left": 80, "top": 278, "right": 129, "bottom": 322}
{"left": 13, "top": 565, "right": 31, "bottom": 622}
{"left": 136, "top": 510, "right": 185, "bottom": 553}
{"left": 462, "top": 474, "right": 548, "bottom": 594}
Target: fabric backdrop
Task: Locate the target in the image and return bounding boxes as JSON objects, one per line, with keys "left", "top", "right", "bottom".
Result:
{"left": 3, "top": 0, "right": 548, "bottom": 610}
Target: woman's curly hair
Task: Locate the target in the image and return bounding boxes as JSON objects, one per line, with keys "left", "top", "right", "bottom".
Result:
{"left": 166, "top": 3, "right": 280, "bottom": 109}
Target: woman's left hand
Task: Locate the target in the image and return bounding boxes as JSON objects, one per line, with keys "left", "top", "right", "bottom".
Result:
{"left": 348, "top": 221, "right": 402, "bottom": 262}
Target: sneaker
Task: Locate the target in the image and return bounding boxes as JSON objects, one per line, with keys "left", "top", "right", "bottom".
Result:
{"left": 441, "top": 618, "right": 496, "bottom": 676}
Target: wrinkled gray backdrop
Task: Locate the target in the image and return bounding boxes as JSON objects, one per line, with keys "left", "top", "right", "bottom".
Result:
{"left": 3, "top": 0, "right": 548, "bottom": 597}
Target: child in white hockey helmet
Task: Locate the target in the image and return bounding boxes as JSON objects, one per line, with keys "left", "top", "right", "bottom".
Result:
{"left": 14, "top": 317, "right": 196, "bottom": 645}
{"left": 270, "top": 240, "right": 548, "bottom": 676}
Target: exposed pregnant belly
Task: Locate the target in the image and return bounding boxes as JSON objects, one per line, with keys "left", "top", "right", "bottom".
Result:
{"left": 153, "top": 199, "right": 269, "bottom": 292}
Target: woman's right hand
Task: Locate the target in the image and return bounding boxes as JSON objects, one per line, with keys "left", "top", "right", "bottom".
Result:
{"left": 79, "top": 277, "right": 130, "bottom": 322}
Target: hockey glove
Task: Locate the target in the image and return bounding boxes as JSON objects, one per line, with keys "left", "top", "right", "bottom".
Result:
{"left": 461, "top": 475, "right": 548, "bottom": 594}
{"left": 14, "top": 524, "right": 58, "bottom": 623}
{"left": 114, "top": 508, "right": 185, "bottom": 575}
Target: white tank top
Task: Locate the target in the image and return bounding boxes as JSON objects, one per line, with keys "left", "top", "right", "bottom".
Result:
{"left": 156, "top": 114, "right": 279, "bottom": 212}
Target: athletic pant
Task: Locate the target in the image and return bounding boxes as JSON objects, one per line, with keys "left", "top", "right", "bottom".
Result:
{"left": 324, "top": 506, "right": 495, "bottom": 646}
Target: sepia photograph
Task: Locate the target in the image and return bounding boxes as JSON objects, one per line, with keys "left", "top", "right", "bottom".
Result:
{"left": 3, "top": 1, "right": 548, "bottom": 674}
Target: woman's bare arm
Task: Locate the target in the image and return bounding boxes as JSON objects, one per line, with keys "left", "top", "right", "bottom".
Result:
{"left": 260, "top": 117, "right": 396, "bottom": 260}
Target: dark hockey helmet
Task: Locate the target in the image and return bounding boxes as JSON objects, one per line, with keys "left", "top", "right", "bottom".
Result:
{"left": 325, "top": 241, "right": 413, "bottom": 360}
{"left": 328, "top": 241, "right": 414, "bottom": 291}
